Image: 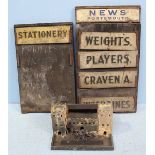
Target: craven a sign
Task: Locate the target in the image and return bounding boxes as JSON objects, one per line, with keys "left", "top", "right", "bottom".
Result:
{"left": 78, "top": 71, "right": 137, "bottom": 88}
{"left": 79, "top": 32, "right": 137, "bottom": 50}
{"left": 15, "top": 25, "right": 71, "bottom": 44}
{"left": 76, "top": 6, "right": 140, "bottom": 23}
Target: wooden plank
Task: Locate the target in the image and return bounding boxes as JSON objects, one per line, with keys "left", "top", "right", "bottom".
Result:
{"left": 80, "top": 97, "right": 135, "bottom": 113}
{"left": 78, "top": 70, "right": 137, "bottom": 88}
{"left": 14, "top": 23, "right": 76, "bottom": 113}
{"left": 76, "top": 6, "right": 140, "bottom": 23}
{"left": 78, "top": 51, "right": 138, "bottom": 69}
{"left": 15, "top": 25, "right": 71, "bottom": 45}
{"left": 76, "top": 23, "right": 140, "bottom": 52}
{"left": 77, "top": 88, "right": 137, "bottom": 112}
{"left": 79, "top": 32, "right": 137, "bottom": 50}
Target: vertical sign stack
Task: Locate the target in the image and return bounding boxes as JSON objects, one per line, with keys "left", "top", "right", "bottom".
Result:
{"left": 75, "top": 6, "right": 141, "bottom": 112}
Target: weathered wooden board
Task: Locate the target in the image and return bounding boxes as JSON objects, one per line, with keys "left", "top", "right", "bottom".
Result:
{"left": 76, "top": 23, "right": 140, "bottom": 51}
{"left": 79, "top": 32, "right": 137, "bottom": 50}
{"left": 76, "top": 6, "right": 141, "bottom": 23}
{"left": 81, "top": 97, "right": 134, "bottom": 113}
{"left": 77, "top": 88, "right": 137, "bottom": 112}
{"left": 78, "top": 51, "right": 138, "bottom": 69}
{"left": 14, "top": 23, "right": 76, "bottom": 113}
{"left": 78, "top": 70, "right": 137, "bottom": 89}
{"left": 15, "top": 25, "right": 71, "bottom": 44}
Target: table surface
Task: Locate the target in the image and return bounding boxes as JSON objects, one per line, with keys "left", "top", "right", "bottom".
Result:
{"left": 9, "top": 104, "right": 146, "bottom": 155}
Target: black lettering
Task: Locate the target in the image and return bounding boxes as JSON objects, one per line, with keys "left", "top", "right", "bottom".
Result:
{"left": 86, "top": 56, "right": 92, "bottom": 64}
{"left": 104, "top": 55, "right": 110, "bottom": 63}
{"left": 41, "top": 31, "right": 46, "bottom": 38}
{"left": 124, "top": 75, "right": 131, "bottom": 83}
{"left": 57, "top": 31, "right": 62, "bottom": 37}
{"left": 111, "top": 37, "right": 117, "bottom": 45}
{"left": 28, "top": 32, "right": 33, "bottom": 38}
{"left": 100, "top": 10, "right": 105, "bottom": 16}
{"left": 102, "top": 76, "right": 108, "bottom": 83}
{"left": 32, "top": 31, "right": 37, "bottom": 38}
{"left": 52, "top": 30, "right": 57, "bottom": 37}
{"left": 115, "top": 76, "right": 120, "bottom": 83}
{"left": 98, "top": 55, "right": 104, "bottom": 64}
{"left": 90, "top": 76, "right": 96, "bottom": 84}
{"left": 46, "top": 31, "right": 52, "bottom": 38}
{"left": 124, "top": 54, "right": 130, "bottom": 64}
{"left": 85, "top": 36, "right": 93, "bottom": 45}
{"left": 63, "top": 30, "right": 67, "bottom": 37}
{"left": 18, "top": 32, "right": 23, "bottom": 38}
{"left": 109, "top": 76, "right": 114, "bottom": 83}
{"left": 124, "top": 37, "right": 130, "bottom": 46}
{"left": 122, "top": 101, "right": 130, "bottom": 108}
{"left": 111, "top": 55, "right": 117, "bottom": 63}
{"left": 120, "top": 10, "right": 126, "bottom": 15}
{"left": 89, "top": 10, "right": 96, "bottom": 16}
{"left": 114, "top": 101, "right": 121, "bottom": 109}
{"left": 118, "top": 37, "right": 124, "bottom": 46}
{"left": 108, "top": 9, "right": 117, "bottom": 15}
{"left": 104, "top": 37, "right": 110, "bottom": 45}
{"left": 117, "top": 55, "right": 123, "bottom": 63}
{"left": 23, "top": 32, "right": 27, "bottom": 38}
{"left": 96, "top": 76, "right": 102, "bottom": 84}
{"left": 84, "top": 76, "right": 89, "bottom": 85}
{"left": 94, "top": 37, "right": 100, "bottom": 45}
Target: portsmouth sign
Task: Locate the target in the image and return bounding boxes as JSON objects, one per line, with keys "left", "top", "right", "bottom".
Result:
{"left": 76, "top": 6, "right": 140, "bottom": 23}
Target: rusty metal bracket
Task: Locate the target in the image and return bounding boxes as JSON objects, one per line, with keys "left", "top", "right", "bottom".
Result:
{"left": 51, "top": 103, "right": 114, "bottom": 150}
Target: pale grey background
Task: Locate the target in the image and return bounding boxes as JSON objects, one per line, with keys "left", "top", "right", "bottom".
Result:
{"left": 8, "top": 0, "right": 146, "bottom": 104}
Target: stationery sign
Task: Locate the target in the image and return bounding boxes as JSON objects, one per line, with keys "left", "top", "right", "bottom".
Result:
{"left": 15, "top": 25, "right": 71, "bottom": 44}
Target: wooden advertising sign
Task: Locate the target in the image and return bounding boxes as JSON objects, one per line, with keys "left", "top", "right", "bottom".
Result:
{"left": 77, "top": 88, "right": 137, "bottom": 112}
{"left": 78, "top": 70, "right": 137, "bottom": 88}
{"left": 75, "top": 6, "right": 141, "bottom": 113}
{"left": 76, "top": 6, "right": 140, "bottom": 23}
{"left": 78, "top": 50, "right": 138, "bottom": 69}
{"left": 14, "top": 23, "right": 76, "bottom": 113}
{"left": 79, "top": 32, "right": 137, "bottom": 50}
{"left": 51, "top": 103, "right": 113, "bottom": 150}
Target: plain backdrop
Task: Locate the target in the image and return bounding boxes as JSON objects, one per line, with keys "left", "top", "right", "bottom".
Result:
{"left": 8, "top": 0, "right": 146, "bottom": 104}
